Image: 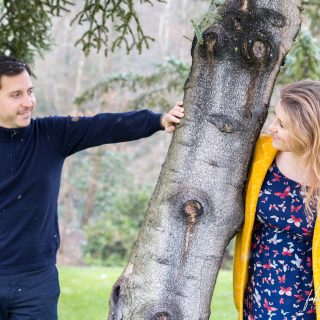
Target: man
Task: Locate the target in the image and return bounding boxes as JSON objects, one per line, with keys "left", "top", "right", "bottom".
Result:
{"left": 0, "top": 55, "right": 184, "bottom": 320}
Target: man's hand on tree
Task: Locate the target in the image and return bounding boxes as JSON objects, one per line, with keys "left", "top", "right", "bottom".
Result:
{"left": 161, "top": 101, "right": 184, "bottom": 133}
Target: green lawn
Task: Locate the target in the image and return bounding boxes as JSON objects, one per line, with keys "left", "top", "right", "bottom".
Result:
{"left": 58, "top": 267, "right": 237, "bottom": 320}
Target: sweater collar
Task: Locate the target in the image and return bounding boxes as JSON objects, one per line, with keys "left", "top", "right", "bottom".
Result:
{"left": 0, "top": 121, "right": 32, "bottom": 140}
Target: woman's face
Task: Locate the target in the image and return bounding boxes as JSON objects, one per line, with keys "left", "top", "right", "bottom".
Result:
{"left": 268, "top": 102, "right": 295, "bottom": 152}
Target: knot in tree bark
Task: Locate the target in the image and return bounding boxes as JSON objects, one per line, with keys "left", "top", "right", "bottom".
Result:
{"left": 198, "top": 30, "right": 221, "bottom": 61}
{"left": 223, "top": 122, "right": 233, "bottom": 133}
{"left": 241, "top": 36, "right": 271, "bottom": 66}
{"left": 154, "top": 313, "right": 170, "bottom": 320}
{"left": 253, "top": 40, "right": 267, "bottom": 60}
{"left": 234, "top": 17, "right": 241, "bottom": 31}
{"left": 183, "top": 200, "right": 203, "bottom": 223}
{"left": 204, "top": 33, "right": 216, "bottom": 56}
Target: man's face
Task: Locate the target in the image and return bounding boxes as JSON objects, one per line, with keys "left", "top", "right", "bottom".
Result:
{"left": 0, "top": 70, "right": 36, "bottom": 129}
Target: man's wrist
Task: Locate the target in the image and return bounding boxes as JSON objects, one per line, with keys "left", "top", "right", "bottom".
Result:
{"left": 160, "top": 113, "right": 165, "bottom": 130}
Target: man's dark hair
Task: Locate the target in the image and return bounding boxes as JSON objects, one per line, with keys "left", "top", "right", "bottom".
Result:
{"left": 0, "top": 55, "right": 32, "bottom": 89}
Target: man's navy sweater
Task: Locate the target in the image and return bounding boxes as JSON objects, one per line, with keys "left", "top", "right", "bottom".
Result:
{"left": 0, "top": 110, "right": 162, "bottom": 275}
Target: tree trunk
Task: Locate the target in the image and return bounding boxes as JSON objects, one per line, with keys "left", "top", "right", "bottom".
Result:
{"left": 109, "top": 0, "right": 302, "bottom": 319}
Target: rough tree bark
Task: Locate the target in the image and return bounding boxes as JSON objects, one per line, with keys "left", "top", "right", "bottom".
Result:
{"left": 109, "top": 0, "right": 302, "bottom": 319}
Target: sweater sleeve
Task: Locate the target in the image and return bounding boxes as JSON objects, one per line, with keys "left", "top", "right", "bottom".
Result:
{"left": 44, "top": 109, "right": 162, "bottom": 157}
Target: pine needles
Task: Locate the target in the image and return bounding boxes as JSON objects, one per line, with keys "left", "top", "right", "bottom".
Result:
{"left": 191, "top": 0, "right": 224, "bottom": 45}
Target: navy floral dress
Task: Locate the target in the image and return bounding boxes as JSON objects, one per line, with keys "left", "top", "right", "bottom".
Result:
{"left": 243, "top": 161, "right": 317, "bottom": 319}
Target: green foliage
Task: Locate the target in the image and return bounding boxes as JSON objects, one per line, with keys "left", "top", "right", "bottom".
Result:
{"left": 72, "top": 0, "right": 166, "bottom": 57}
{"left": 64, "top": 147, "right": 153, "bottom": 266}
{"left": 277, "top": 29, "right": 320, "bottom": 85}
{"left": 75, "top": 57, "right": 189, "bottom": 110}
{"left": 83, "top": 187, "right": 152, "bottom": 266}
{"left": 0, "top": 0, "right": 72, "bottom": 63}
{"left": 191, "top": 0, "right": 224, "bottom": 45}
{"left": 0, "top": 0, "right": 165, "bottom": 64}
{"left": 266, "top": 1, "right": 320, "bottom": 86}
{"left": 303, "top": 0, "right": 320, "bottom": 35}
{"left": 68, "top": 149, "right": 130, "bottom": 214}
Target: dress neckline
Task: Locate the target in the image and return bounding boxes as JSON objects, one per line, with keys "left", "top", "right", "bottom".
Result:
{"left": 273, "top": 160, "right": 302, "bottom": 187}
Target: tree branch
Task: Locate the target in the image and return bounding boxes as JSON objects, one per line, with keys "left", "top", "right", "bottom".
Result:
{"left": 0, "top": 0, "right": 165, "bottom": 63}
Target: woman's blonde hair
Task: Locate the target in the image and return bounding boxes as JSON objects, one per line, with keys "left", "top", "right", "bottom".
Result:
{"left": 280, "top": 80, "right": 320, "bottom": 221}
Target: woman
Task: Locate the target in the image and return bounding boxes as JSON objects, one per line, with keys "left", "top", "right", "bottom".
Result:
{"left": 233, "top": 80, "right": 320, "bottom": 320}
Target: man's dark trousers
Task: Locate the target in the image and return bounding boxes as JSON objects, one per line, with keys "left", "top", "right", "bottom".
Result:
{"left": 0, "top": 266, "right": 59, "bottom": 320}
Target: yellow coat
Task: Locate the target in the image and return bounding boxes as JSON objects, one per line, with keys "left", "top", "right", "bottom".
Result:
{"left": 233, "top": 134, "right": 320, "bottom": 319}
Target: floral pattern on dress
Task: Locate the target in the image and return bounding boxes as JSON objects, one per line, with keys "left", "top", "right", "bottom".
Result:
{"left": 243, "top": 161, "right": 317, "bottom": 320}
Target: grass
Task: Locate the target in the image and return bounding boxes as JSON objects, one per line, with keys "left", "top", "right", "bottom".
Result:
{"left": 58, "top": 267, "right": 237, "bottom": 320}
